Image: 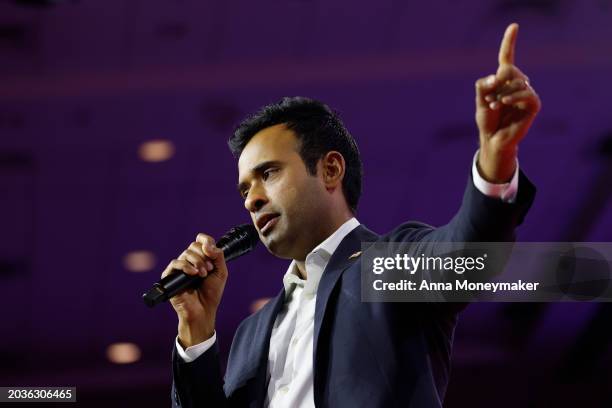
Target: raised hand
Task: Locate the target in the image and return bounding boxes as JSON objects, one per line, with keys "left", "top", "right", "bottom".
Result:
{"left": 475, "top": 23, "right": 541, "bottom": 183}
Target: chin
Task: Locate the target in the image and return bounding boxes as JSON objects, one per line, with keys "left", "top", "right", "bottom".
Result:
{"left": 262, "top": 232, "right": 294, "bottom": 260}
{"left": 263, "top": 240, "right": 287, "bottom": 259}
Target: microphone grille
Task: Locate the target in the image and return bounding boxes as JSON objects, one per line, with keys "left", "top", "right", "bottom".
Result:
{"left": 216, "top": 223, "right": 259, "bottom": 261}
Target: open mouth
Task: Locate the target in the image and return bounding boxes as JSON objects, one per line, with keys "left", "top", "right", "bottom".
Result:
{"left": 258, "top": 214, "right": 280, "bottom": 235}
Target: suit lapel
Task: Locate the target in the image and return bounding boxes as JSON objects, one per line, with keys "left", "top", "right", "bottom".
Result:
{"left": 251, "top": 289, "right": 285, "bottom": 406}
{"left": 248, "top": 224, "right": 378, "bottom": 406}
{"left": 313, "top": 224, "right": 379, "bottom": 361}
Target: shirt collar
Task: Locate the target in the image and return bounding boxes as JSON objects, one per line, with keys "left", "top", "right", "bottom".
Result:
{"left": 282, "top": 217, "right": 360, "bottom": 297}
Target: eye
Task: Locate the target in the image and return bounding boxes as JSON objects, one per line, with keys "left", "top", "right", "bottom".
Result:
{"left": 262, "top": 168, "right": 278, "bottom": 181}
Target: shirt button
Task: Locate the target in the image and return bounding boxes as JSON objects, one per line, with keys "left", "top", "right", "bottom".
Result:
{"left": 279, "top": 386, "right": 289, "bottom": 394}
{"left": 291, "top": 337, "right": 299, "bottom": 346}
{"left": 304, "top": 292, "right": 315, "bottom": 300}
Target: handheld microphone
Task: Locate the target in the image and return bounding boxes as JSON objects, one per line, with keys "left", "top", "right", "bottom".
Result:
{"left": 142, "top": 224, "right": 258, "bottom": 308}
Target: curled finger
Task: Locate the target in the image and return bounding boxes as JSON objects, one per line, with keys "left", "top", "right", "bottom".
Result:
{"left": 500, "top": 89, "right": 541, "bottom": 110}
{"left": 475, "top": 75, "right": 498, "bottom": 107}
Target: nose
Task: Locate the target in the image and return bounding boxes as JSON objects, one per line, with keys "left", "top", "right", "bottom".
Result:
{"left": 244, "top": 182, "right": 268, "bottom": 213}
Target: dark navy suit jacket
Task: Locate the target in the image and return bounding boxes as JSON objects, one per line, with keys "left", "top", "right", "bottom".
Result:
{"left": 171, "top": 171, "right": 536, "bottom": 407}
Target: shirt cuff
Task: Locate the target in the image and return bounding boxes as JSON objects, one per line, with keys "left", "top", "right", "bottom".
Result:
{"left": 175, "top": 331, "right": 217, "bottom": 363}
{"left": 472, "top": 150, "right": 519, "bottom": 203}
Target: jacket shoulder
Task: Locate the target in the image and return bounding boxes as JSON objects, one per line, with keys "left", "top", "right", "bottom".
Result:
{"left": 379, "top": 221, "right": 435, "bottom": 242}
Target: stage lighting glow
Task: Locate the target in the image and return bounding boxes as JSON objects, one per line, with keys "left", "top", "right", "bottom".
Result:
{"left": 106, "top": 342, "right": 141, "bottom": 364}
{"left": 123, "top": 250, "right": 156, "bottom": 273}
{"left": 138, "top": 139, "right": 175, "bottom": 162}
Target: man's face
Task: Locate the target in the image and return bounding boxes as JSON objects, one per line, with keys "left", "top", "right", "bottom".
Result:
{"left": 237, "top": 124, "right": 330, "bottom": 260}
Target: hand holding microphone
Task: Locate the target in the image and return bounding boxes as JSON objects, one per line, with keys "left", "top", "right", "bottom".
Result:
{"left": 143, "top": 224, "right": 257, "bottom": 347}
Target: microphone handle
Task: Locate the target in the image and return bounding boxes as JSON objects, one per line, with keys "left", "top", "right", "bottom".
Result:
{"left": 143, "top": 224, "right": 258, "bottom": 308}
{"left": 143, "top": 244, "right": 229, "bottom": 308}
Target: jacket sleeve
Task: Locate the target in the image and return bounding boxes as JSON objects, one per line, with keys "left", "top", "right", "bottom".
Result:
{"left": 171, "top": 340, "right": 228, "bottom": 408}
{"left": 388, "top": 169, "right": 535, "bottom": 244}
{"left": 383, "top": 169, "right": 536, "bottom": 312}
{"left": 430, "top": 169, "right": 535, "bottom": 242}
{"left": 436, "top": 171, "right": 536, "bottom": 242}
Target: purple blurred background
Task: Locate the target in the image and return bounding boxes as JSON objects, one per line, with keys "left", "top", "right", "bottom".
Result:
{"left": 1, "top": 0, "right": 611, "bottom": 406}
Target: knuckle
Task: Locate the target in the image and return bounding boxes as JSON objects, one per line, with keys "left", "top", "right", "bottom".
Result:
{"left": 182, "top": 264, "right": 198, "bottom": 275}
{"left": 202, "top": 240, "right": 217, "bottom": 253}
{"left": 166, "top": 259, "right": 185, "bottom": 274}
{"left": 196, "top": 233, "right": 213, "bottom": 244}
{"left": 190, "top": 256, "right": 204, "bottom": 268}
{"left": 499, "top": 66, "right": 512, "bottom": 78}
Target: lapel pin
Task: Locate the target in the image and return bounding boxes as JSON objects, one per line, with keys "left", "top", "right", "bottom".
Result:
{"left": 348, "top": 251, "right": 362, "bottom": 260}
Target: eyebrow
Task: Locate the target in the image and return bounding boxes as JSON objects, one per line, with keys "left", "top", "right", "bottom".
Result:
{"left": 237, "top": 160, "right": 283, "bottom": 195}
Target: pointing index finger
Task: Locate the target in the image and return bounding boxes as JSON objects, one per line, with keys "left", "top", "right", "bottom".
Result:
{"left": 498, "top": 23, "right": 518, "bottom": 66}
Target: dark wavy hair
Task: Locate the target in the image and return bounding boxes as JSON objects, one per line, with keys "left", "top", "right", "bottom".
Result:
{"left": 228, "top": 96, "right": 362, "bottom": 213}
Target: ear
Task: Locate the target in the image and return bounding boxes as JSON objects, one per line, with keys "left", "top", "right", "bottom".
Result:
{"left": 320, "top": 151, "right": 345, "bottom": 192}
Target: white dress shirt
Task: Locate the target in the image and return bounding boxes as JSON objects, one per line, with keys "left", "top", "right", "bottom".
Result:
{"left": 176, "top": 152, "right": 520, "bottom": 407}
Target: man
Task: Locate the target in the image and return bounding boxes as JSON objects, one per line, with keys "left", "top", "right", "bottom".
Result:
{"left": 163, "top": 23, "right": 539, "bottom": 407}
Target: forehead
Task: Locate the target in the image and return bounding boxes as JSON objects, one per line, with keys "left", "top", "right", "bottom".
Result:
{"left": 237, "top": 124, "right": 300, "bottom": 175}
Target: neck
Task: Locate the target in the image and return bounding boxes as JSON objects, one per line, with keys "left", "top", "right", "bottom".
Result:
{"left": 294, "top": 211, "right": 354, "bottom": 279}
{"left": 295, "top": 262, "right": 307, "bottom": 279}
